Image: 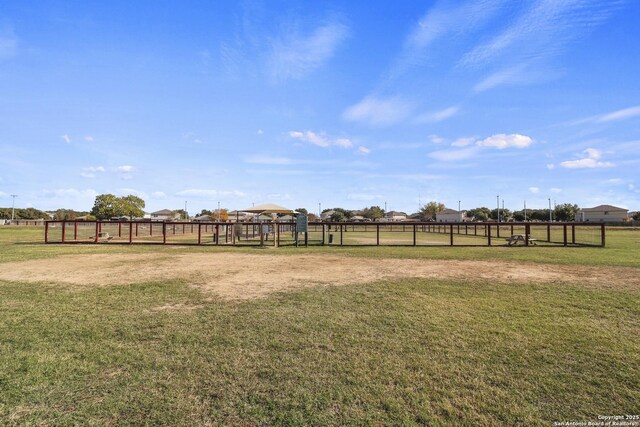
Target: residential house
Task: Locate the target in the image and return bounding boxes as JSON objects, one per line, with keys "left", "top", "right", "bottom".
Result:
{"left": 436, "top": 208, "right": 467, "bottom": 222}
{"left": 149, "top": 209, "right": 180, "bottom": 221}
{"left": 384, "top": 211, "right": 407, "bottom": 222}
{"left": 575, "top": 205, "right": 628, "bottom": 222}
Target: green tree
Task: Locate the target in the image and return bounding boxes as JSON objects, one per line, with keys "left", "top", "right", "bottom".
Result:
{"left": 419, "top": 202, "right": 445, "bottom": 221}
{"left": 295, "top": 208, "right": 308, "bottom": 215}
{"left": 361, "top": 205, "right": 385, "bottom": 221}
{"left": 329, "top": 211, "right": 346, "bottom": 222}
{"left": 466, "top": 207, "right": 491, "bottom": 221}
{"left": 554, "top": 203, "right": 579, "bottom": 222}
{"left": 53, "top": 209, "right": 77, "bottom": 220}
{"left": 633, "top": 211, "right": 640, "bottom": 221}
{"left": 490, "top": 208, "right": 512, "bottom": 221}
{"left": 199, "top": 209, "right": 212, "bottom": 216}
{"left": 90, "top": 194, "right": 120, "bottom": 219}
{"left": 120, "top": 195, "right": 145, "bottom": 219}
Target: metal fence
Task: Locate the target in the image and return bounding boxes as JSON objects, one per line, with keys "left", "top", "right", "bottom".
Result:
{"left": 44, "top": 220, "right": 606, "bottom": 247}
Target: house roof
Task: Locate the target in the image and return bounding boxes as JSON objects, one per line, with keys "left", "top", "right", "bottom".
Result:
{"left": 386, "top": 211, "right": 407, "bottom": 216}
{"left": 151, "top": 209, "right": 175, "bottom": 215}
{"left": 580, "top": 204, "right": 628, "bottom": 212}
{"left": 240, "top": 203, "right": 293, "bottom": 214}
{"left": 438, "top": 209, "right": 461, "bottom": 215}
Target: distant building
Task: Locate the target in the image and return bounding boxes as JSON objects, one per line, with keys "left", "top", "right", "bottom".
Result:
{"left": 150, "top": 209, "right": 180, "bottom": 221}
{"left": 384, "top": 211, "right": 407, "bottom": 222}
{"left": 576, "top": 205, "right": 628, "bottom": 222}
{"left": 436, "top": 208, "right": 467, "bottom": 222}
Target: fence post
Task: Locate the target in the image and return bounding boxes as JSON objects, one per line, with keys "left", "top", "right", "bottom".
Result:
{"left": 571, "top": 225, "right": 576, "bottom": 245}
{"left": 162, "top": 223, "right": 167, "bottom": 244}
{"left": 340, "top": 224, "right": 344, "bottom": 246}
{"left": 74, "top": 222, "right": 78, "bottom": 241}
{"left": 129, "top": 222, "right": 133, "bottom": 244}
{"left": 525, "top": 223, "right": 530, "bottom": 247}
{"left": 547, "top": 224, "right": 551, "bottom": 242}
{"left": 563, "top": 224, "right": 567, "bottom": 246}
{"left": 450, "top": 224, "right": 454, "bottom": 246}
{"left": 61, "top": 222, "right": 66, "bottom": 243}
{"left": 413, "top": 224, "right": 417, "bottom": 246}
{"left": 487, "top": 224, "right": 492, "bottom": 246}
{"left": 94, "top": 222, "right": 99, "bottom": 243}
{"left": 601, "top": 224, "right": 606, "bottom": 247}
{"left": 45, "top": 222, "right": 49, "bottom": 243}
{"left": 376, "top": 224, "right": 380, "bottom": 246}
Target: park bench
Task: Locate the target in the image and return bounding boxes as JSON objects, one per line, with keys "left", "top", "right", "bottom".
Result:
{"left": 505, "top": 234, "right": 537, "bottom": 246}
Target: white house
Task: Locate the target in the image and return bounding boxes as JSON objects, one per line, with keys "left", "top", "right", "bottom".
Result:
{"left": 150, "top": 209, "right": 180, "bottom": 221}
{"left": 576, "top": 204, "right": 628, "bottom": 222}
{"left": 436, "top": 208, "right": 467, "bottom": 222}
{"left": 384, "top": 211, "right": 407, "bottom": 222}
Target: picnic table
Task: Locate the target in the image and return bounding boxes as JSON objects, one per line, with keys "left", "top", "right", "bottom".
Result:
{"left": 506, "top": 234, "right": 537, "bottom": 246}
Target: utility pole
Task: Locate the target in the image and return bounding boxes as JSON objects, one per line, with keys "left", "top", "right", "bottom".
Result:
{"left": 548, "top": 198, "right": 552, "bottom": 222}
{"left": 217, "top": 201, "right": 221, "bottom": 221}
{"left": 497, "top": 195, "right": 500, "bottom": 222}
{"left": 10, "top": 194, "right": 17, "bottom": 222}
{"left": 458, "top": 200, "right": 461, "bottom": 222}
{"left": 524, "top": 200, "right": 527, "bottom": 221}
{"left": 184, "top": 200, "right": 188, "bottom": 220}
{"left": 318, "top": 202, "right": 321, "bottom": 217}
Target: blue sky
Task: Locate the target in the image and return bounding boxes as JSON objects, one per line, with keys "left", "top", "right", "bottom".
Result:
{"left": 1, "top": 0, "right": 639, "bottom": 216}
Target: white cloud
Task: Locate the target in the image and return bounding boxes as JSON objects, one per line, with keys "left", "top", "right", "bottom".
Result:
{"left": 80, "top": 166, "right": 106, "bottom": 179}
{"left": 451, "top": 137, "right": 475, "bottom": 147}
{"left": 417, "top": 106, "right": 460, "bottom": 123}
{"left": 288, "top": 130, "right": 353, "bottom": 149}
{"left": 595, "top": 106, "right": 640, "bottom": 123}
{"left": 347, "top": 193, "right": 383, "bottom": 202}
{"left": 245, "top": 155, "right": 295, "bottom": 165}
{"left": 151, "top": 191, "right": 167, "bottom": 199}
{"left": 429, "top": 134, "right": 446, "bottom": 145}
{"left": 429, "top": 147, "right": 479, "bottom": 162}
{"left": 266, "top": 193, "right": 291, "bottom": 201}
{"left": 550, "top": 188, "right": 562, "bottom": 194}
{"left": 175, "top": 189, "right": 246, "bottom": 199}
{"left": 529, "top": 187, "right": 540, "bottom": 194}
{"left": 0, "top": 27, "right": 17, "bottom": 59}
{"left": 84, "top": 135, "right": 94, "bottom": 142}
{"left": 546, "top": 163, "right": 555, "bottom": 170}
{"left": 61, "top": 134, "right": 71, "bottom": 144}
{"left": 476, "top": 134, "right": 533, "bottom": 149}
{"left": 343, "top": 96, "right": 412, "bottom": 127}
{"left": 257, "top": 129, "right": 264, "bottom": 135}
{"left": 115, "top": 165, "right": 135, "bottom": 172}
{"left": 268, "top": 21, "right": 349, "bottom": 81}
{"left": 357, "top": 146, "right": 370, "bottom": 155}
{"left": 42, "top": 188, "right": 97, "bottom": 199}
{"left": 559, "top": 148, "right": 613, "bottom": 169}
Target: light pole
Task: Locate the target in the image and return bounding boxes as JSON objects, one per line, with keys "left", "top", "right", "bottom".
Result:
{"left": 184, "top": 200, "right": 188, "bottom": 220}
{"left": 10, "top": 194, "right": 17, "bottom": 222}
{"left": 497, "top": 195, "right": 500, "bottom": 222}
{"left": 524, "top": 200, "right": 527, "bottom": 221}
{"left": 318, "top": 202, "right": 321, "bottom": 217}
{"left": 217, "top": 201, "right": 221, "bottom": 221}
{"left": 548, "top": 198, "right": 552, "bottom": 222}
{"left": 458, "top": 200, "right": 461, "bottom": 222}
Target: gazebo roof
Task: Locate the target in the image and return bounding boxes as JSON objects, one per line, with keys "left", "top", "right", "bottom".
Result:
{"left": 240, "top": 203, "right": 293, "bottom": 214}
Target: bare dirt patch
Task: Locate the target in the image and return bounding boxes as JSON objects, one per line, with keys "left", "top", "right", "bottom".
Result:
{"left": 0, "top": 253, "right": 638, "bottom": 300}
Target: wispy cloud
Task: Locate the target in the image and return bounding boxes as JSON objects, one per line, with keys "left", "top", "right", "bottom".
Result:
{"left": 429, "top": 133, "right": 533, "bottom": 161}
{"left": 115, "top": 165, "right": 135, "bottom": 172}
{"left": 357, "top": 146, "right": 370, "bottom": 155}
{"left": 268, "top": 21, "right": 349, "bottom": 82}
{"left": 245, "top": 155, "right": 296, "bottom": 165}
{"left": 392, "top": 0, "right": 505, "bottom": 76}
{"left": 476, "top": 133, "right": 533, "bottom": 149}
{"left": 416, "top": 106, "right": 460, "bottom": 123}
{"left": 0, "top": 27, "right": 18, "bottom": 59}
{"left": 462, "top": 1, "right": 623, "bottom": 91}
{"left": 61, "top": 134, "right": 71, "bottom": 144}
{"left": 151, "top": 191, "right": 167, "bottom": 199}
{"left": 343, "top": 96, "right": 412, "bottom": 127}
{"left": 529, "top": 187, "right": 540, "bottom": 194}
{"left": 80, "top": 166, "right": 106, "bottom": 178}
{"left": 590, "top": 106, "right": 640, "bottom": 123}
{"left": 289, "top": 130, "right": 353, "bottom": 148}
{"left": 175, "top": 189, "right": 246, "bottom": 199}
{"left": 559, "top": 148, "right": 614, "bottom": 169}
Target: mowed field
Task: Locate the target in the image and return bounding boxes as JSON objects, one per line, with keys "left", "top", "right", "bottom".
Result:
{"left": 0, "top": 227, "right": 639, "bottom": 425}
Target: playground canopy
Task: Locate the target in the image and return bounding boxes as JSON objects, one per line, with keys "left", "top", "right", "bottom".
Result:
{"left": 240, "top": 203, "right": 293, "bottom": 215}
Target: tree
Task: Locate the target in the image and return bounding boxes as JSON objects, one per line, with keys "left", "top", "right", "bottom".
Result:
{"left": 120, "top": 195, "right": 145, "bottom": 219}
{"left": 90, "top": 194, "right": 145, "bottom": 220}
{"left": 213, "top": 208, "right": 229, "bottom": 221}
{"left": 174, "top": 209, "right": 188, "bottom": 220}
{"left": 466, "top": 207, "right": 491, "bottom": 221}
{"left": 295, "top": 208, "right": 308, "bottom": 215}
{"left": 199, "top": 209, "right": 212, "bottom": 216}
{"left": 361, "top": 205, "right": 385, "bottom": 221}
{"left": 554, "top": 203, "right": 579, "bottom": 222}
{"left": 53, "top": 209, "right": 77, "bottom": 220}
{"left": 329, "top": 210, "right": 346, "bottom": 222}
{"left": 490, "top": 208, "right": 512, "bottom": 221}
{"left": 633, "top": 211, "right": 640, "bottom": 221}
{"left": 419, "top": 201, "right": 445, "bottom": 221}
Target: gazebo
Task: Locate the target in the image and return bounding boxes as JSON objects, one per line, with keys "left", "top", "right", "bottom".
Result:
{"left": 239, "top": 203, "right": 294, "bottom": 246}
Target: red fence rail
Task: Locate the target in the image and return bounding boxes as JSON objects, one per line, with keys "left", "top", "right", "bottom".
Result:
{"left": 44, "top": 220, "right": 606, "bottom": 247}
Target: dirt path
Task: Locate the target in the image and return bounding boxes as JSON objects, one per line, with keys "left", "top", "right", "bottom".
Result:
{"left": 1, "top": 253, "right": 638, "bottom": 300}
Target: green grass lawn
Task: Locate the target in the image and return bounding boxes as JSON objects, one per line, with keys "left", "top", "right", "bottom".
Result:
{"left": 1, "top": 226, "right": 639, "bottom": 425}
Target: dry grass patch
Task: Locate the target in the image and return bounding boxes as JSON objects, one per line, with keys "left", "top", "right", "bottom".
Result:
{"left": 1, "top": 252, "right": 638, "bottom": 300}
